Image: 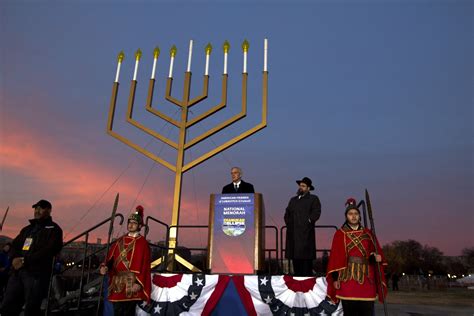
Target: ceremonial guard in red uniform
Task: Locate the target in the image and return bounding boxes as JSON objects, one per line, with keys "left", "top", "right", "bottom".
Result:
{"left": 100, "top": 205, "right": 151, "bottom": 316}
{"left": 326, "top": 198, "right": 387, "bottom": 316}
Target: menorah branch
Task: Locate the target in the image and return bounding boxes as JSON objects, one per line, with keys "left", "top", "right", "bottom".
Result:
{"left": 182, "top": 71, "right": 268, "bottom": 172}
{"left": 165, "top": 78, "right": 182, "bottom": 107}
{"left": 186, "top": 75, "right": 228, "bottom": 128}
{"left": 107, "top": 130, "right": 176, "bottom": 172}
{"left": 126, "top": 81, "right": 178, "bottom": 149}
{"left": 188, "top": 75, "right": 209, "bottom": 107}
{"left": 107, "top": 82, "right": 177, "bottom": 172}
{"left": 184, "top": 73, "right": 247, "bottom": 150}
{"left": 145, "top": 79, "right": 181, "bottom": 128}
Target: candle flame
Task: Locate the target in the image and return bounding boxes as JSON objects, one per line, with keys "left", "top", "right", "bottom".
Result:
{"left": 135, "top": 48, "right": 142, "bottom": 61}
{"left": 223, "top": 40, "right": 230, "bottom": 54}
{"left": 117, "top": 51, "right": 125, "bottom": 63}
{"left": 241, "top": 39, "right": 249, "bottom": 52}
{"left": 205, "top": 43, "right": 213, "bottom": 55}
{"left": 153, "top": 47, "right": 160, "bottom": 59}
{"left": 170, "top": 45, "right": 177, "bottom": 58}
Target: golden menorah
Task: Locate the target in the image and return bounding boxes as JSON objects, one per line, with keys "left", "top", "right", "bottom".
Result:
{"left": 106, "top": 39, "right": 268, "bottom": 272}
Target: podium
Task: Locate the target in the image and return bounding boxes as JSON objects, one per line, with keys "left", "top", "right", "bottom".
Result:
{"left": 207, "top": 193, "right": 265, "bottom": 274}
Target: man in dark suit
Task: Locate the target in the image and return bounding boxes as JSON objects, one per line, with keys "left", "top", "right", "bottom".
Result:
{"left": 222, "top": 167, "right": 255, "bottom": 194}
{"left": 284, "top": 177, "right": 321, "bottom": 276}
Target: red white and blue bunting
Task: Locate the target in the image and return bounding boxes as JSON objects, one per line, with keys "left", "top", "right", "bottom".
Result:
{"left": 233, "top": 275, "right": 343, "bottom": 316}
{"left": 133, "top": 274, "right": 341, "bottom": 315}
{"left": 136, "top": 273, "right": 230, "bottom": 316}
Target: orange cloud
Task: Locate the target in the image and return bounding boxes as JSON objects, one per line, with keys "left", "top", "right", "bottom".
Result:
{"left": 0, "top": 115, "right": 210, "bottom": 244}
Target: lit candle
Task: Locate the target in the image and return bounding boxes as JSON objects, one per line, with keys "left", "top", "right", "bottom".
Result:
{"left": 133, "top": 48, "right": 142, "bottom": 81}
{"left": 205, "top": 43, "right": 212, "bottom": 76}
{"left": 264, "top": 38, "right": 268, "bottom": 72}
{"left": 242, "top": 39, "right": 249, "bottom": 73}
{"left": 187, "top": 40, "right": 193, "bottom": 72}
{"left": 151, "top": 46, "right": 160, "bottom": 79}
{"left": 169, "top": 45, "right": 177, "bottom": 78}
{"left": 223, "top": 40, "right": 230, "bottom": 75}
{"left": 115, "top": 51, "right": 125, "bottom": 82}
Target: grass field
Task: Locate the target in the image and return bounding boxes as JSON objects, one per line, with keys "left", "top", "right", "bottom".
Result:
{"left": 386, "top": 288, "right": 474, "bottom": 307}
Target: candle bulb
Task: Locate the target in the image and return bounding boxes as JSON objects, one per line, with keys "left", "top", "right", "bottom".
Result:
{"left": 264, "top": 38, "right": 268, "bottom": 72}
{"left": 151, "top": 46, "right": 160, "bottom": 79}
{"left": 242, "top": 39, "right": 249, "bottom": 74}
{"left": 115, "top": 51, "right": 125, "bottom": 82}
{"left": 205, "top": 43, "right": 212, "bottom": 76}
{"left": 187, "top": 40, "right": 193, "bottom": 72}
{"left": 133, "top": 48, "right": 142, "bottom": 81}
{"left": 223, "top": 40, "right": 230, "bottom": 75}
{"left": 169, "top": 45, "right": 177, "bottom": 78}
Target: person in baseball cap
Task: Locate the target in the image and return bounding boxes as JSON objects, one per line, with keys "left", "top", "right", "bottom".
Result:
{"left": 1, "top": 199, "right": 62, "bottom": 315}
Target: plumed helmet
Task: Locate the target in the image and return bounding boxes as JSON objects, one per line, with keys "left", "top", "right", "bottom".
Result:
{"left": 345, "top": 198, "right": 360, "bottom": 216}
{"left": 128, "top": 205, "right": 144, "bottom": 225}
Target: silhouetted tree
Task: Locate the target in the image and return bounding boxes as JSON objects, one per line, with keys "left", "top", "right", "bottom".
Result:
{"left": 444, "top": 256, "right": 468, "bottom": 276}
{"left": 383, "top": 240, "right": 446, "bottom": 275}
{"left": 461, "top": 247, "right": 474, "bottom": 272}
{"left": 421, "top": 245, "right": 445, "bottom": 274}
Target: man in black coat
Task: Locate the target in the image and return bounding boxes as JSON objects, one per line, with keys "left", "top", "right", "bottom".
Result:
{"left": 222, "top": 167, "right": 255, "bottom": 194}
{"left": 284, "top": 177, "right": 321, "bottom": 276}
{"left": 1, "top": 199, "right": 63, "bottom": 316}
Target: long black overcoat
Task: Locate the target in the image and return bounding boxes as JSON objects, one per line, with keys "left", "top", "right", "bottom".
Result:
{"left": 284, "top": 193, "right": 321, "bottom": 260}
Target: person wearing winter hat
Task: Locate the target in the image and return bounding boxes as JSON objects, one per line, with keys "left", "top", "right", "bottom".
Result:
{"left": 0, "top": 199, "right": 63, "bottom": 316}
{"left": 326, "top": 198, "right": 388, "bottom": 316}
{"left": 284, "top": 177, "right": 322, "bottom": 276}
{"left": 100, "top": 205, "right": 151, "bottom": 316}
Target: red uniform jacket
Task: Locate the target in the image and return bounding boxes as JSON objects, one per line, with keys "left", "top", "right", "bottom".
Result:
{"left": 326, "top": 225, "right": 387, "bottom": 303}
{"left": 106, "top": 234, "right": 151, "bottom": 303}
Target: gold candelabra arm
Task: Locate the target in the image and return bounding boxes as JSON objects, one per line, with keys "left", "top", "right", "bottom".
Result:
{"left": 182, "top": 71, "right": 268, "bottom": 172}
{"left": 188, "top": 75, "right": 209, "bottom": 107}
{"left": 186, "top": 74, "right": 228, "bottom": 128}
{"left": 165, "top": 78, "right": 182, "bottom": 107}
{"left": 184, "top": 73, "right": 247, "bottom": 150}
{"left": 125, "top": 80, "right": 178, "bottom": 149}
{"left": 145, "top": 79, "right": 181, "bottom": 128}
{"left": 107, "top": 82, "right": 177, "bottom": 172}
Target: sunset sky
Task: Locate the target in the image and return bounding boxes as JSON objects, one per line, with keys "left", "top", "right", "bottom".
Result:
{"left": 1, "top": 1, "right": 472, "bottom": 256}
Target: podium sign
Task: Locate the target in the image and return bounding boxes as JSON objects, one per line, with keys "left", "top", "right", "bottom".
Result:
{"left": 208, "top": 193, "right": 264, "bottom": 274}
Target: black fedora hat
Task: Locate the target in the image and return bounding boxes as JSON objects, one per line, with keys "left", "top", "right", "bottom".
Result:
{"left": 296, "top": 177, "right": 315, "bottom": 191}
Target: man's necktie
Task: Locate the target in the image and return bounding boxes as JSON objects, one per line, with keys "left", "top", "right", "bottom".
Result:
{"left": 234, "top": 184, "right": 238, "bottom": 192}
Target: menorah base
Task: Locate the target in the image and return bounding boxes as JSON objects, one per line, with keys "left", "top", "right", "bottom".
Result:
{"left": 150, "top": 253, "right": 202, "bottom": 273}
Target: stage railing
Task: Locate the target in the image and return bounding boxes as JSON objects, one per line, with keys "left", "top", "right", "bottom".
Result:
{"left": 45, "top": 213, "right": 124, "bottom": 315}
{"left": 146, "top": 224, "right": 280, "bottom": 273}
{"left": 280, "top": 225, "right": 338, "bottom": 274}
{"left": 144, "top": 216, "right": 170, "bottom": 272}
{"left": 264, "top": 225, "right": 279, "bottom": 274}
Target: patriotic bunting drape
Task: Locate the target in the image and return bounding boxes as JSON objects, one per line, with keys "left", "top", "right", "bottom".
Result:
{"left": 131, "top": 274, "right": 342, "bottom": 315}
{"left": 233, "top": 275, "right": 343, "bottom": 316}
{"left": 136, "top": 274, "right": 230, "bottom": 316}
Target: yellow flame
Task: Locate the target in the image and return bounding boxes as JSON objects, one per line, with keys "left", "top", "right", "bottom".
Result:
{"left": 135, "top": 48, "right": 142, "bottom": 61}
{"left": 223, "top": 40, "right": 230, "bottom": 54}
{"left": 153, "top": 47, "right": 160, "bottom": 59}
{"left": 205, "top": 43, "right": 213, "bottom": 55}
{"left": 117, "top": 50, "right": 125, "bottom": 63}
{"left": 241, "top": 39, "right": 249, "bottom": 52}
{"left": 170, "top": 45, "right": 177, "bottom": 58}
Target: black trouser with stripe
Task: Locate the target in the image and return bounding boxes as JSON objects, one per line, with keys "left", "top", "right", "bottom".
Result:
{"left": 341, "top": 300, "right": 374, "bottom": 316}
{"left": 113, "top": 301, "right": 138, "bottom": 316}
